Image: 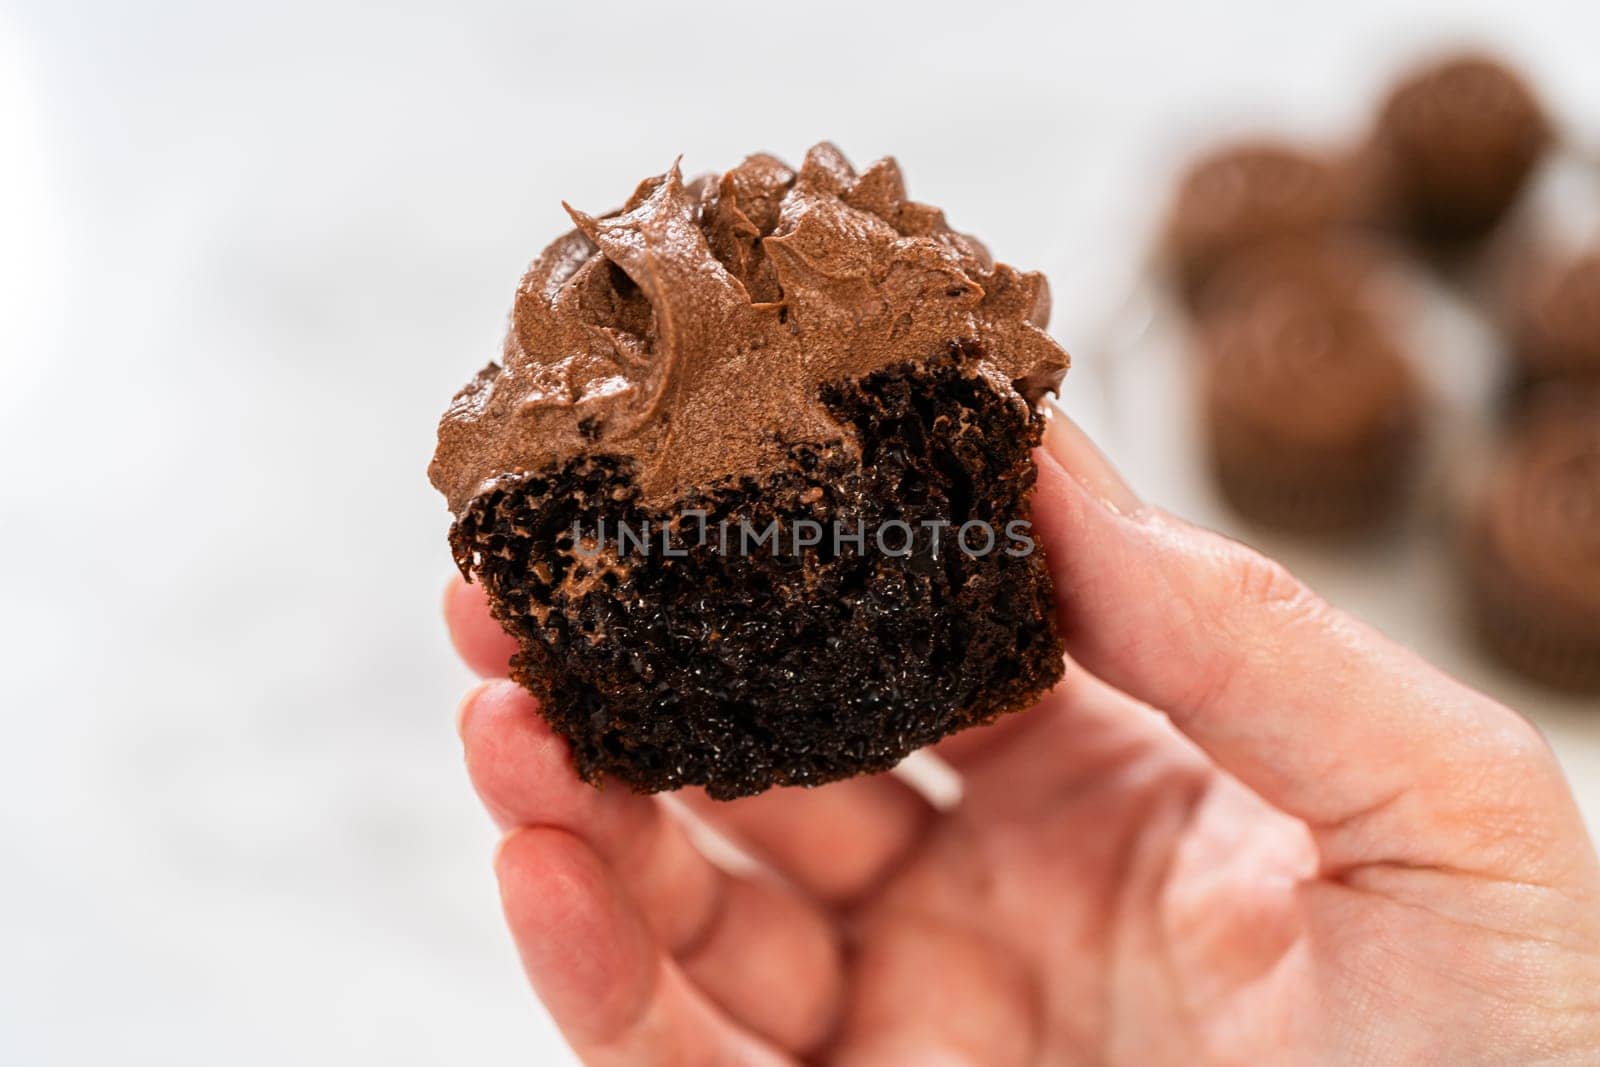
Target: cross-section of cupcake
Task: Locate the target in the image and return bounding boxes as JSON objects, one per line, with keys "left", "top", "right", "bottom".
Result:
{"left": 430, "top": 144, "right": 1069, "bottom": 798}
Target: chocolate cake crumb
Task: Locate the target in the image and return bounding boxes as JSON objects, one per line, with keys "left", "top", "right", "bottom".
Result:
{"left": 451, "top": 344, "right": 1064, "bottom": 798}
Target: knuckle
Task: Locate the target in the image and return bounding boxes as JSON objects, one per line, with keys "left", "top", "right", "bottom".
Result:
{"left": 1173, "top": 543, "right": 1324, "bottom": 723}
{"left": 1496, "top": 714, "right": 1556, "bottom": 770}
{"left": 1473, "top": 710, "right": 1566, "bottom": 801}
{"left": 1433, "top": 710, "right": 1579, "bottom": 867}
{"left": 1199, "top": 545, "right": 1324, "bottom": 656}
{"left": 1227, "top": 548, "right": 1310, "bottom": 614}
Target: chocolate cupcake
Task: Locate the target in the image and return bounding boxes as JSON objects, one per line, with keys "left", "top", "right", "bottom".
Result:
{"left": 1374, "top": 53, "right": 1550, "bottom": 245}
{"left": 1510, "top": 250, "right": 1600, "bottom": 390}
{"left": 1462, "top": 394, "right": 1600, "bottom": 692}
{"left": 1189, "top": 231, "right": 1402, "bottom": 324}
{"left": 1164, "top": 141, "right": 1354, "bottom": 299}
{"left": 430, "top": 145, "right": 1069, "bottom": 798}
{"left": 1200, "top": 288, "right": 1420, "bottom": 533}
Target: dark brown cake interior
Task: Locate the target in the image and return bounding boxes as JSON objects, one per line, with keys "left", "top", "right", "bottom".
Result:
{"left": 451, "top": 343, "right": 1065, "bottom": 798}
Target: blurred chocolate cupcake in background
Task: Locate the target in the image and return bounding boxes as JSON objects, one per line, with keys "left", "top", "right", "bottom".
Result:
{"left": 1509, "top": 249, "right": 1600, "bottom": 392}
{"left": 1189, "top": 230, "right": 1408, "bottom": 325}
{"left": 1461, "top": 391, "right": 1600, "bottom": 692}
{"left": 1149, "top": 42, "right": 1597, "bottom": 681}
{"left": 1372, "top": 52, "right": 1551, "bottom": 247}
{"left": 1199, "top": 288, "right": 1421, "bottom": 534}
{"left": 1164, "top": 141, "right": 1358, "bottom": 300}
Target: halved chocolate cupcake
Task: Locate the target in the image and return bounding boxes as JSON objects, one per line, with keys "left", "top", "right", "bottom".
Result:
{"left": 430, "top": 145, "right": 1069, "bottom": 797}
{"left": 1462, "top": 392, "right": 1600, "bottom": 692}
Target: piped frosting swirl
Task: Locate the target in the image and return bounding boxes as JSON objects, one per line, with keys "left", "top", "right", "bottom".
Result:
{"left": 1482, "top": 399, "right": 1600, "bottom": 620}
{"left": 430, "top": 143, "right": 1068, "bottom": 512}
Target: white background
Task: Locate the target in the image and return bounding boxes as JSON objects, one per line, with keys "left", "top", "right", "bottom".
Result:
{"left": 2, "top": 2, "right": 1598, "bottom": 1064}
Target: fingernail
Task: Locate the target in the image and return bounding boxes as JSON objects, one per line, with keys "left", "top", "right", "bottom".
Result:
{"left": 1041, "top": 406, "right": 1143, "bottom": 517}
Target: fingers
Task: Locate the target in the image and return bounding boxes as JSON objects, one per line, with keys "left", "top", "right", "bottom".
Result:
{"left": 931, "top": 662, "right": 1186, "bottom": 776}
{"left": 462, "top": 681, "right": 843, "bottom": 1053}
{"left": 446, "top": 579, "right": 931, "bottom": 906}
{"left": 677, "top": 876, "right": 843, "bottom": 1049}
{"left": 495, "top": 827, "right": 797, "bottom": 1066}
{"left": 679, "top": 777, "right": 934, "bottom": 907}
{"left": 935, "top": 667, "right": 1204, "bottom": 815}
{"left": 826, "top": 913, "right": 1041, "bottom": 1067}
{"left": 928, "top": 698, "right": 1059, "bottom": 770}
{"left": 1032, "top": 414, "right": 1587, "bottom": 878}
{"left": 449, "top": 573, "right": 933, "bottom": 906}
{"left": 444, "top": 575, "right": 517, "bottom": 677}
{"left": 459, "top": 680, "right": 718, "bottom": 949}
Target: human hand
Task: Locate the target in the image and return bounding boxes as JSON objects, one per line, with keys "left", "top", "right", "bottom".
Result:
{"left": 445, "top": 413, "right": 1600, "bottom": 1065}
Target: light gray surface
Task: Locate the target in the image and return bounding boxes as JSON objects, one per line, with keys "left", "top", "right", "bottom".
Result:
{"left": 2, "top": 2, "right": 1597, "bottom": 1064}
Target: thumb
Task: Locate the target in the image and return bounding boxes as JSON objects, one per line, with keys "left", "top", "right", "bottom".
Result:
{"left": 1029, "top": 410, "right": 1593, "bottom": 887}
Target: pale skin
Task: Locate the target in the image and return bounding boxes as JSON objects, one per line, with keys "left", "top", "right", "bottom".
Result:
{"left": 446, "top": 413, "right": 1600, "bottom": 1065}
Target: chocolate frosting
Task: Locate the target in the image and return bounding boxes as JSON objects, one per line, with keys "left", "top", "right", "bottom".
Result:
{"left": 1375, "top": 53, "right": 1549, "bottom": 234}
{"left": 1378, "top": 55, "right": 1547, "bottom": 173}
{"left": 1202, "top": 288, "right": 1417, "bottom": 445}
{"left": 1191, "top": 232, "right": 1400, "bottom": 321}
{"left": 1517, "top": 252, "right": 1600, "bottom": 382}
{"left": 1481, "top": 398, "right": 1600, "bottom": 621}
{"left": 1164, "top": 141, "right": 1352, "bottom": 292}
{"left": 430, "top": 144, "right": 1069, "bottom": 513}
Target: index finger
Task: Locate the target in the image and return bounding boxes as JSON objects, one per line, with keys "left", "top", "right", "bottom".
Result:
{"left": 444, "top": 575, "right": 518, "bottom": 677}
